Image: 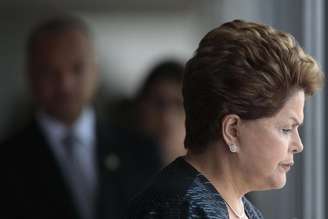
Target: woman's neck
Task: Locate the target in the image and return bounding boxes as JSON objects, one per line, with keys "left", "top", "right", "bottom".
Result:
{"left": 184, "top": 144, "right": 249, "bottom": 215}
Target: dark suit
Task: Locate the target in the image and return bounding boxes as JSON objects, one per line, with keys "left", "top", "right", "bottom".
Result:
{"left": 2, "top": 117, "right": 161, "bottom": 219}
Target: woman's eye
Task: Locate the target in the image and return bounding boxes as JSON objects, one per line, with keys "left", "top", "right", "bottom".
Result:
{"left": 282, "top": 128, "right": 292, "bottom": 134}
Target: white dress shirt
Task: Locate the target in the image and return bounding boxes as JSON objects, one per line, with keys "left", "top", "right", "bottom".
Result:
{"left": 37, "top": 107, "right": 97, "bottom": 219}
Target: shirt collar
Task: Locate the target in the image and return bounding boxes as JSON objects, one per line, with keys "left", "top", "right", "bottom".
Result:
{"left": 37, "top": 106, "right": 96, "bottom": 148}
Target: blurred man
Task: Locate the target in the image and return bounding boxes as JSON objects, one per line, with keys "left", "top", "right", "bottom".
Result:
{"left": 2, "top": 15, "right": 160, "bottom": 219}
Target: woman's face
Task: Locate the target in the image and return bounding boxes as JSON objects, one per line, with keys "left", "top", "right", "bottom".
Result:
{"left": 236, "top": 90, "right": 304, "bottom": 190}
{"left": 138, "top": 79, "right": 186, "bottom": 164}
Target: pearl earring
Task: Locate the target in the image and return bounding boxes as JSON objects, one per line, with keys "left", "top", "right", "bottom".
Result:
{"left": 229, "top": 144, "right": 238, "bottom": 153}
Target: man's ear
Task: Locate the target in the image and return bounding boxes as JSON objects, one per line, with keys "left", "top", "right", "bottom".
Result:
{"left": 221, "top": 114, "right": 241, "bottom": 147}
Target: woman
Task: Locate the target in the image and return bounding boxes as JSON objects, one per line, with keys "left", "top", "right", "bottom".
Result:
{"left": 136, "top": 60, "right": 186, "bottom": 166}
{"left": 128, "top": 20, "right": 324, "bottom": 219}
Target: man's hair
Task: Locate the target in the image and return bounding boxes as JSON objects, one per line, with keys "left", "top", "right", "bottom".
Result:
{"left": 183, "top": 19, "right": 324, "bottom": 152}
{"left": 26, "top": 15, "right": 91, "bottom": 59}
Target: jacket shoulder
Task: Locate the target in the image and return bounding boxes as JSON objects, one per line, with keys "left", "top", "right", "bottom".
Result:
{"left": 128, "top": 158, "right": 200, "bottom": 218}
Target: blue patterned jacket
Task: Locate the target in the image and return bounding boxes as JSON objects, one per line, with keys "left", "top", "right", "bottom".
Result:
{"left": 128, "top": 157, "right": 264, "bottom": 219}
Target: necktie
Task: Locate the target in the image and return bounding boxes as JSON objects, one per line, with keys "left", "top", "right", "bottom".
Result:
{"left": 61, "top": 131, "right": 95, "bottom": 219}
{"left": 62, "top": 130, "right": 77, "bottom": 159}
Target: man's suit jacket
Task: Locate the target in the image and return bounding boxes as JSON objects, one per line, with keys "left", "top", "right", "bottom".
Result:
{"left": 2, "top": 117, "right": 161, "bottom": 219}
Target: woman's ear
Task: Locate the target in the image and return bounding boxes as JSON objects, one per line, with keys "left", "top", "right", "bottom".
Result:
{"left": 221, "top": 114, "right": 241, "bottom": 152}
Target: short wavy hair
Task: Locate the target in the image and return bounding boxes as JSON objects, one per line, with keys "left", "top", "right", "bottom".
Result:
{"left": 183, "top": 19, "right": 324, "bottom": 152}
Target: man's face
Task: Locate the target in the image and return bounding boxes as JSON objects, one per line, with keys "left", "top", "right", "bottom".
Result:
{"left": 28, "top": 29, "right": 98, "bottom": 124}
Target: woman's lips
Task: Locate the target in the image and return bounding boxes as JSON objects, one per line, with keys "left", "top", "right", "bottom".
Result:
{"left": 280, "top": 162, "right": 294, "bottom": 172}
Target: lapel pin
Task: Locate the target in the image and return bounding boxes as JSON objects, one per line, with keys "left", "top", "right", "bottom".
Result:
{"left": 105, "top": 154, "right": 120, "bottom": 171}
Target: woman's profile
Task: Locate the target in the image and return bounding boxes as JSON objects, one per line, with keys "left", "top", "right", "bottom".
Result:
{"left": 128, "top": 19, "right": 324, "bottom": 219}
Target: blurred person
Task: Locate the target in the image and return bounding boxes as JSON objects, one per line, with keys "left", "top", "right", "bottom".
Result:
{"left": 128, "top": 20, "right": 324, "bottom": 218}
{"left": 136, "top": 61, "right": 186, "bottom": 165}
{"left": 1, "top": 15, "right": 161, "bottom": 219}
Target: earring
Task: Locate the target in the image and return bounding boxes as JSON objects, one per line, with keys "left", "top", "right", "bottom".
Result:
{"left": 229, "top": 144, "right": 238, "bottom": 153}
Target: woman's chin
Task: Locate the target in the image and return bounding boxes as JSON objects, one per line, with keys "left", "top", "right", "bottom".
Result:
{"left": 256, "top": 174, "right": 287, "bottom": 191}
{"left": 269, "top": 173, "right": 287, "bottom": 189}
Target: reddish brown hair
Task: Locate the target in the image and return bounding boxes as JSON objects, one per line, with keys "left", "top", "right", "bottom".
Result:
{"left": 183, "top": 19, "right": 324, "bottom": 152}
